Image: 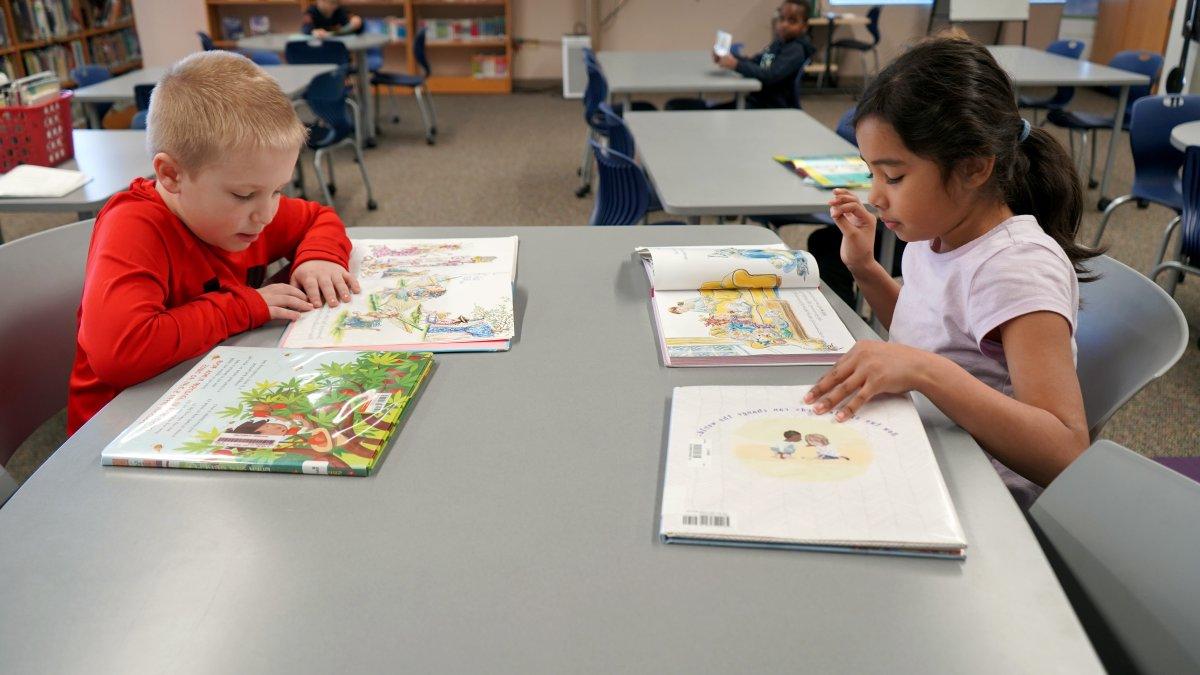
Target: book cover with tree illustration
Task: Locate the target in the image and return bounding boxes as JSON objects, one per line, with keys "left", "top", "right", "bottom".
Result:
{"left": 101, "top": 347, "right": 433, "bottom": 476}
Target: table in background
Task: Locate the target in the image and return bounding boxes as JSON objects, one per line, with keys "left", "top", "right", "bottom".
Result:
{"left": 596, "top": 50, "right": 762, "bottom": 109}
{"left": 0, "top": 226, "right": 1100, "bottom": 673}
{"left": 1170, "top": 120, "right": 1200, "bottom": 151}
{"left": 987, "top": 45, "right": 1151, "bottom": 210}
{"left": 0, "top": 130, "right": 151, "bottom": 230}
{"left": 71, "top": 64, "right": 338, "bottom": 129}
{"left": 238, "top": 33, "right": 392, "bottom": 146}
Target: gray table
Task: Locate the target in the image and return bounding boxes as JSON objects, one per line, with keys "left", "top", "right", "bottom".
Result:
{"left": 239, "top": 33, "right": 391, "bottom": 146}
{"left": 0, "top": 226, "right": 1100, "bottom": 674}
{"left": 596, "top": 50, "right": 762, "bottom": 109}
{"left": 72, "top": 64, "right": 337, "bottom": 129}
{"left": 0, "top": 130, "right": 151, "bottom": 222}
{"left": 1170, "top": 120, "right": 1200, "bottom": 151}
{"left": 987, "top": 45, "right": 1152, "bottom": 209}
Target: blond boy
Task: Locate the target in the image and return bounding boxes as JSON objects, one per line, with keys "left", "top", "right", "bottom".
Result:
{"left": 68, "top": 51, "right": 358, "bottom": 434}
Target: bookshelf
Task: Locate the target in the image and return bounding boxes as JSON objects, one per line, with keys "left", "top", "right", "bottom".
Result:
{"left": 205, "top": 0, "right": 512, "bottom": 94}
{"left": 0, "top": 0, "right": 143, "bottom": 88}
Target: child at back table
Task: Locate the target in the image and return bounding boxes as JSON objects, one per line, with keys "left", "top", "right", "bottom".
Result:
{"left": 803, "top": 35, "right": 1099, "bottom": 508}
{"left": 67, "top": 51, "right": 360, "bottom": 434}
{"left": 713, "top": 0, "right": 816, "bottom": 109}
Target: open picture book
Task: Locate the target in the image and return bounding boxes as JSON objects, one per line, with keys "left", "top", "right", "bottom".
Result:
{"left": 101, "top": 347, "right": 433, "bottom": 476}
{"left": 774, "top": 154, "right": 871, "bottom": 189}
{"left": 637, "top": 245, "right": 855, "bottom": 366}
{"left": 281, "top": 237, "right": 517, "bottom": 352}
{"left": 660, "top": 386, "right": 967, "bottom": 559}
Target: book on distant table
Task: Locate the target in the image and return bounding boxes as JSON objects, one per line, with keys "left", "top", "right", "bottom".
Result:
{"left": 775, "top": 154, "right": 871, "bottom": 189}
{"left": 660, "top": 385, "right": 967, "bottom": 559}
{"left": 635, "top": 245, "right": 856, "bottom": 366}
{"left": 101, "top": 347, "right": 433, "bottom": 476}
{"left": 0, "top": 164, "right": 90, "bottom": 198}
{"left": 713, "top": 30, "right": 733, "bottom": 56}
{"left": 281, "top": 237, "right": 518, "bottom": 352}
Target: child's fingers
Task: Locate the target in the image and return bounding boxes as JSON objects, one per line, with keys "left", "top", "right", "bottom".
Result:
{"left": 275, "top": 283, "right": 310, "bottom": 301}
{"left": 319, "top": 277, "right": 339, "bottom": 307}
{"left": 344, "top": 271, "right": 361, "bottom": 294}
{"left": 299, "top": 277, "right": 322, "bottom": 307}
{"left": 332, "top": 275, "right": 352, "bottom": 303}
{"left": 269, "top": 306, "right": 303, "bottom": 322}
{"left": 274, "top": 293, "right": 314, "bottom": 312}
{"left": 835, "top": 384, "right": 876, "bottom": 422}
{"left": 812, "top": 372, "right": 867, "bottom": 415}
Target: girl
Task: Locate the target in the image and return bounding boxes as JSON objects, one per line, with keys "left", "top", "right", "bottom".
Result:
{"left": 803, "top": 35, "right": 1099, "bottom": 507}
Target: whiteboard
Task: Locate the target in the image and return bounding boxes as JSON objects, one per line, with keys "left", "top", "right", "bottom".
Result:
{"left": 949, "top": 0, "right": 1029, "bottom": 22}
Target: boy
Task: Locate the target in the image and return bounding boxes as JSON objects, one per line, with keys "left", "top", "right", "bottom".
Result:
{"left": 715, "top": 0, "right": 815, "bottom": 109}
{"left": 67, "top": 51, "right": 359, "bottom": 434}
{"left": 302, "top": 0, "right": 363, "bottom": 38}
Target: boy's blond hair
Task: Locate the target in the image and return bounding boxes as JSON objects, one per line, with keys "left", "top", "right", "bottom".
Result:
{"left": 147, "top": 51, "right": 307, "bottom": 173}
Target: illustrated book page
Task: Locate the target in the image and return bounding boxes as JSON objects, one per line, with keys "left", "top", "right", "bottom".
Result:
{"left": 281, "top": 237, "right": 518, "bottom": 351}
{"left": 101, "top": 346, "right": 433, "bottom": 476}
{"left": 660, "top": 386, "right": 967, "bottom": 558}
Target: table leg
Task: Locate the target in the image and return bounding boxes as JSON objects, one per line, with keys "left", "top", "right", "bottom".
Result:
{"left": 823, "top": 20, "right": 836, "bottom": 88}
{"left": 626, "top": 93, "right": 633, "bottom": 112}
{"left": 356, "top": 52, "right": 377, "bottom": 148}
{"left": 687, "top": 215, "right": 701, "bottom": 225}
{"left": 85, "top": 104, "right": 100, "bottom": 129}
{"left": 1097, "top": 85, "right": 1129, "bottom": 211}
{"left": 735, "top": 92, "right": 744, "bottom": 110}
{"left": 76, "top": 211, "right": 94, "bottom": 222}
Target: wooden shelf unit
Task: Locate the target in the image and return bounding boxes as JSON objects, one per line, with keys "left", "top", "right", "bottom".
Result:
{"left": 204, "top": 0, "right": 511, "bottom": 94}
{"left": 0, "top": 1, "right": 143, "bottom": 87}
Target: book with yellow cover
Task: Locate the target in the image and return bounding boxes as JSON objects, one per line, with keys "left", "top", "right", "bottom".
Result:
{"left": 774, "top": 154, "right": 871, "bottom": 189}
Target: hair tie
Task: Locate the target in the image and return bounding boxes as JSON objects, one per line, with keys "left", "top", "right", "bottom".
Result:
{"left": 1019, "top": 118, "right": 1032, "bottom": 143}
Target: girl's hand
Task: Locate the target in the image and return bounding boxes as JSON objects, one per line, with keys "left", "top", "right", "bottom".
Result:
{"left": 291, "top": 260, "right": 361, "bottom": 308}
{"left": 256, "top": 284, "right": 314, "bottom": 322}
{"left": 827, "top": 188, "right": 877, "bottom": 272}
{"left": 803, "top": 342, "right": 939, "bottom": 421}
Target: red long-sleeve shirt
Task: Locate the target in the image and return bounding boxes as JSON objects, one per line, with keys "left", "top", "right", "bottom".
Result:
{"left": 67, "top": 178, "right": 352, "bottom": 434}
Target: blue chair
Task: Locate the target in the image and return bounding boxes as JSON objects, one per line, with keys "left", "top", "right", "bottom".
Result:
{"left": 197, "top": 31, "right": 217, "bottom": 51}
{"left": 370, "top": 27, "right": 437, "bottom": 145}
{"left": 129, "top": 83, "right": 153, "bottom": 130}
{"left": 594, "top": 102, "right": 665, "bottom": 214}
{"left": 298, "top": 66, "right": 377, "bottom": 210}
{"left": 588, "top": 140, "right": 683, "bottom": 226}
{"left": 835, "top": 105, "right": 857, "bottom": 146}
{"left": 1152, "top": 145, "right": 1200, "bottom": 299}
{"left": 1018, "top": 39, "right": 1086, "bottom": 125}
{"left": 828, "top": 6, "right": 882, "bottom": 89}
{"left": 1046, "top": 50, "right": 1163, "bottom": 190}
{"left": 579, "top": 48, "right": 657, "bottom": 197}
{"left": 242, "top": 49, "right": 282, "bottom": 66}
{"left": 361, "top": 18, "right": 387, "bottom": 74}
{"left": 285, "top": 38, "right": 351, "bottom": 67}
{"left": 1089, "top": 95, "right": 1200, "bottom": 248}
{"left": 70, "top": 65, "right": 112, "bottom": 127}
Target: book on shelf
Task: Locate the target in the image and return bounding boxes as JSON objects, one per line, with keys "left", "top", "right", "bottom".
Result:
{"left": 248, "top": 15, "right": 270, "bottom": 36}
{"left": 88, "top": 28, "right": 139, "bottom": 67}
{"left": 281, "top": 237, "right": 518, "bottom": 352}
{"left": 659, "top": 386, "right": 967, "bottom": 559}
{"left": 636, "top": 245, "right": 855, "bottom": 366}
{"left": 100, "top": 347, "right": 433, "bottom": 477}
{"left": 221, "top": 16, "right": 244, "bottom": 41}
{"left": 774, "top": 154, "right": 871, "bottom": 189}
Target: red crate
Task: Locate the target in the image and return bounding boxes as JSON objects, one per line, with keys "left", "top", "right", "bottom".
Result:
{"left": 0, "top": 91, "right": 76, "bottom": 174}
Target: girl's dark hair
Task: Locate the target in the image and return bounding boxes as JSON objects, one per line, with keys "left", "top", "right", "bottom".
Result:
{"left": 853, "top": 34, "right": 1102, "bottom": 278}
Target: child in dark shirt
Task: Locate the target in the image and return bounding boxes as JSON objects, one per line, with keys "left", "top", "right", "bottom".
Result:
{"left": 715, "top": 0, "right": 816, "bottom": 109}
{"left": 302, "top": 0, "right": 363, "bottom": 37}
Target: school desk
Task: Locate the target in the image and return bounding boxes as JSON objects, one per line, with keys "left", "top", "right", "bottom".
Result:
{"left": 0, "top": 226, "right": 1100, "bottom": 673}
{"left": 596, "top": 50, "right": 762, "bottom": 110}
{"left": 1170, "top": 120, "right": 1200, "bottom": 151}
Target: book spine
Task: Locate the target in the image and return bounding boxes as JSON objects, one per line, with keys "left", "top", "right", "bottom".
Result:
{"left": 102, "top": 456, "right": 367, "bottom": 477}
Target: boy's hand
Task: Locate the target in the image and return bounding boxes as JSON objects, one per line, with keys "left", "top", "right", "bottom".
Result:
{"left": 803, "top": 342, "right": 939, "bottom": 421}
{"left": 312, "top": 28, "right": 330, "bottom": 38}
{"left": 828, "top": 188, "right": 877, "bottom": 272}
{"left": 716, "top": 53, "right": 738, "bottom": 69}
{"left": 291, "top": 259, "right": 361, "bottom": 308}
{"left": 257, "top": 284, "right": 315, "bottom": 322}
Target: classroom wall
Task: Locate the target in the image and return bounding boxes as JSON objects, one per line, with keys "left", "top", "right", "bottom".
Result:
{"left": 134, "top": 0, "right": 209, "bottom": 67}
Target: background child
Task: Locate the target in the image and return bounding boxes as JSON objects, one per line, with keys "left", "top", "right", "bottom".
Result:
{"left": 695, "top": 0, "right": 815, "bottom": 109}
{"left": 302, "top": 0, "right": 363, "bottom": 37}
{"left": 803, "top": 35, "right": 1097, "bottom": 507}
{"left": 67, "top": 51, "right": 359, "bottom": 434}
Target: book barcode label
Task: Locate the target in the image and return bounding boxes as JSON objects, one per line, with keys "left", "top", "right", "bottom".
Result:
{"left": 688, "top": 438, "right": 709, "bottom": 466}
{"left": 365, "top": 392, "right": 393, "bottom": 415}
{"left": 682, "top": 513, "right": 731, "bottom": 528}
{"left": 301, "top": 460, "right": 329, "bottom": 475}
{"left": 214, "top": 433, "right": 283, "bottom": 449}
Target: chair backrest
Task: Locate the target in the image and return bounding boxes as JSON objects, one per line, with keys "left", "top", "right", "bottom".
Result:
{"left": 285, "top": 39, "right": 351, "bottom": 66}
{"left": 1075, "top": 255, "right": 1188, "bottom": 439}
{"left": 1029, "top": 439, "right": 1200, "bottom": 674}
{"left": 865, "top": 6, "right": 882, "bottom": 46}
{"left": 130, "top": 110, "right": 148, "bottom": 130}
{"left": 133, "top": 83, "right": 154, "bottom": 112}
{"left": 70, "top": 64, "right": 110, "bottom": 88}
{"left": 414, "top": 27, "right": 431, "bottom": 77}
{"left": 589, "top": 140, "right": 650, "bottom": 226}
{"left": 1184, "top": 146, "right": 1200, "bottom": 260}
{"left": 197, "top": 31, "right": 216, "bottom": 51}
{"left": 1047, "top": 38, "right": 1085, "bottom": 60}
{"left": 835, "top": 105, "right": 858, "bottom": 146}
{"left": 731, "top": 42, "right": 744, "bottom": 57}
{"left": 790, "top": 51, "right": 814, "bottom": 110}
{"left": 1105, "top": 50, "right": 1163, "bottom": 105}
{"left": 596, "top": 103, "right": 635, "bottom": 156}
{"left": 583, "top": 56, "right": 609, "bottom": 128}
{"left": 242, "top": 48, "right": 282, "bottom": 66}
{"left": 0, "top": 220, "right": 93, "bottom": 466}
{"left": 304, "top": 66, "right": 355, "bottom": 142}
{"left": 1128, "top": 95, "right": 1200, "bottom": 193}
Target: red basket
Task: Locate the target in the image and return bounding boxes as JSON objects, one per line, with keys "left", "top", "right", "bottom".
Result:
{"left": 0, "top": 90, "right": 76, "bottom": 174}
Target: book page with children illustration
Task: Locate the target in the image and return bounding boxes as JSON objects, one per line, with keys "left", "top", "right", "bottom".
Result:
{"left": 637, "top": 245, "right": 855, "bottom": 366}
{"left": 101, "top": 347, "right": 433, "bottom": 477}
{"left": 659, "top": 386, "right": 967, "bottom": 558}
{"left": 281, "top": 237, "right": 518, "bottom": 351}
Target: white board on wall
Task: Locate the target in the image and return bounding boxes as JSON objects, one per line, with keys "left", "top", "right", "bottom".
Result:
{"left": 950, "top": 0, "right": 1029, "bottom": 22}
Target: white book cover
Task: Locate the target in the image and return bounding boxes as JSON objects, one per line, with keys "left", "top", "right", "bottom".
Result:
{"left": 281, "top": 237, "right": 517, "bottom": 352}
{"left": 0, "top": 164, "right": 90, "bottom": 197}
{"left": 660, "top": 386, "right": 967, "bottom": 559}
{"left": 637, "top": 245, "right": 855, "bottom": 366}
{"left": 713, "top": 30, "right": 733, "bottom": 57}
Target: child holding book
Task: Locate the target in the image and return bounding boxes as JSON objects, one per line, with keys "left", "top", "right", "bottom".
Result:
{"left": 67, "top": 51, "right": 359, "bottom": 434}
{"left": 302, "top": 0, "right": 364, "bottom": 38}
{"left": 803, "top": 35, "right": 1097, "bottom": 507}
{"left": 704, "top": 0, "right": 816, "bottom": 109}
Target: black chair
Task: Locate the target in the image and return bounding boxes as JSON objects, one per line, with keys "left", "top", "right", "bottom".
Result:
{"left": 827, "top": 6, "right": 882, "bottom": 90}
{"left": 370, "top": 27, "right": 437, "bottom": 145}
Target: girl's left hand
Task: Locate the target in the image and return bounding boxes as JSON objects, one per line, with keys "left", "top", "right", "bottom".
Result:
{"left": 804, "top": 342, "right": 938, "bottom": 421}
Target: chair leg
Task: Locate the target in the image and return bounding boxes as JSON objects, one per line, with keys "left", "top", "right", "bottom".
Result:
{"left": 1068, "top": 129, "right": 1075, "bottom": 162}
{"left": 859, "top": 51, "right": 870, "bottom": 93}
{"left": 1075, "top": 129, "right": 1089, "bottom": 184}
{"left": 414, "top": 87, "right": 434, "bottom": 144}
{"left": 577, "top": 128, "right": 595, "bottom": 198}
{"left": 1091, "top": 194, "right": 1135, "bottom": 247}
{"left": 1151, "top": 215, "right": 1182, "bottom": 272}
{"left": 313, "top": 148, "right": 334, "bottom": 206}
{"left": 1150, "top": 261, "right": 1200, "bottom": 297}
{"left": 1088, "top": 129, "right": 1099, "bottom": 189}
{"left": 349, "top": 139, "right": 377, "bottom": 210}
{"left": 325, "top": 150, "right": 336, "bottom": 196}
{"left": 424, "top": 86, "right": 438, "bottom": 136}
{"left": 293, "top": 157, "right": 307, "bottom": 200}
